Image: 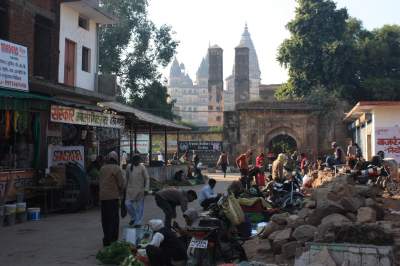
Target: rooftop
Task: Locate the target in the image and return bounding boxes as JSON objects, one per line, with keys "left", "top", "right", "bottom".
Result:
{"left": 344, "top": 101, "right": 400, "bottom": 121}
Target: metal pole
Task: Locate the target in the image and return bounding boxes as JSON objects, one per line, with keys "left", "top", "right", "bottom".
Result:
{"left": 134, "top": 128, "right": 138, "bottom": 153}
{"left": 129, "top": 128, "right": 133, "bottom": 161}
{"left": 149, "top": 127, "right": 152, "bottom": 166}
{"left": 164, "top": 128, "right": 168, "bottom": 163}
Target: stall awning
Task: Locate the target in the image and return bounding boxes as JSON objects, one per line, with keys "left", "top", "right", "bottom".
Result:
{"left": 98, "top": 102, "right": 191, "bottom": 132}
{"left": 0, "top": 88, "right": 52, "bottom": 111}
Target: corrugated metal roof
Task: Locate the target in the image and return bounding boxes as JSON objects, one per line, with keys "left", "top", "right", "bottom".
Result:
{"left": 98, "top": 102, "right": 191, "bottom": 131}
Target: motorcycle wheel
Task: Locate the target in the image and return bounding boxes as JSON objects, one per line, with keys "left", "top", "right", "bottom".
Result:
{"left": 281, "top": 193, "right": 304, "bottom": 213}
{"left": 192, "top": 248, "right": 214, "bottom": 266}
{"left": 386, "top": 179, "right": 398, "bottom": 196}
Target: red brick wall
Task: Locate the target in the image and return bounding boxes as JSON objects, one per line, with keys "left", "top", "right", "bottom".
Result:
{"left": 6, "top": 0, "right": 60, "bottom": 81}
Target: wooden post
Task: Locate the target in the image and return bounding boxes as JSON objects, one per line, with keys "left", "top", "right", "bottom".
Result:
{"left": 164, "top": 128, "right": 168, "bottom": 163}
{"left": 176, "top": 130, "right": 180, "bottom": 157}
{"left": 149, "top": 127, "right": 152, "bottom": 166}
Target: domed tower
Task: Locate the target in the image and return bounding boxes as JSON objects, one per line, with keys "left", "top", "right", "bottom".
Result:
{"left": 195, "top": 54, "right": 209, "bottom": 87}
{"left": 225, "top": 24, "right": 261, "bottom": 108}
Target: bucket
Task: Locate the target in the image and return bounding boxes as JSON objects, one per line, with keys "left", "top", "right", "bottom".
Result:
{"left": 5, "top": 204, "right": 16, "bottom": 215}
{"left": 16, "top": 202, "right": 26, "bottom": 213}
{"left": 5, "top": 204, "right": 16, "bottom": 226}
{"left": 27, "top": 208, "right": 41, "bottom": 221}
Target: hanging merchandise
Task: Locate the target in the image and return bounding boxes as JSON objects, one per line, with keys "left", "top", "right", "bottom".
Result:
{"left": 33, "top": 113, "right": 41, "bottom": 168}
{"left": 17, "top": 112, "right": 28, "bottom": 134}
{"left": 13, "top": 111, "right": 20, "bottom": 133}
{"left": 5, "top": 111, "right": 11, "bottom": 139}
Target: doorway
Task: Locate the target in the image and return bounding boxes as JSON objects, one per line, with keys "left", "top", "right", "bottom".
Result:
{"left": 64, "top": 39, "right": 76, "bottom": 86}
{"left": 267, "top": 134, "right": 298, "bottom": 156}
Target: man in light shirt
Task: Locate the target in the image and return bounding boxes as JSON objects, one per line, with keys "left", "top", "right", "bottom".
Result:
{"left": 198, "top": 178, "right": 220, "bottom": 210}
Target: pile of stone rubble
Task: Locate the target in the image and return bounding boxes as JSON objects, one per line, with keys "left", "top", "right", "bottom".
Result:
{"left": 256, "top": 173, "right": 394, "bottom": 265}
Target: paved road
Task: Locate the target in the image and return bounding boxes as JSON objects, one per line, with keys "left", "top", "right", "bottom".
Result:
{"left": 0, "top": 173, "right": 238, "bottom": 266}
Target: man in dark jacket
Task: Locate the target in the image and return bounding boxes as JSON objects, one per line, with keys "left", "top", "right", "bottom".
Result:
{"left": 99, "top": 151, "right": 124, "bottom": 246}
{"left": 155, "top": 188, "right": 197, "bottom": 228}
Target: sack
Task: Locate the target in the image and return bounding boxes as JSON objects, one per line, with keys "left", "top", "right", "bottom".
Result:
{"left": 121, "top": 197, "right": 127, "bottom": 218}
{"left": 221, "top": 194, "right": 245, "bottom": 226}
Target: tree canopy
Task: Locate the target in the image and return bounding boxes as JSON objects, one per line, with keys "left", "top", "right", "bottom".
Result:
{"left": 99, "top": 0, "right": 178, "bottom": 119}
{"left": 277, "top": 0, "right": 400, "bottom": 103}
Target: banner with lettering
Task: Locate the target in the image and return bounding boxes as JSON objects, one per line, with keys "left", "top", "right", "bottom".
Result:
{"left": 376, "top": 127, "right": 400, "bottom": 162}
{"left": 50, "top": 105, "right": 125, "bottom": 129}
{"left": 0, "top": 39, "right": 29, "bottom": 91}
{"left": 48, "top": 146, "right": 85, "bottom": 168}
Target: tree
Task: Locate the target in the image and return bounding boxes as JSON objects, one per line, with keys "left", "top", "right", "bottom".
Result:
{"left": 277, "top": 0, "right": 400, "bottom": 103}
{"left": 99, "top": 0, "right": 178, "bottom": 118}
{"left": 358, "top": 25, "right": 400, "bottom": 100}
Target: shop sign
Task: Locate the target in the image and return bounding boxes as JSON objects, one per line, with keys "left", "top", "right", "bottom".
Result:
{"left": 50, "top": 105, "right": 125, "bottom": 129}
{"left": 376, "top": 127, "right": 400, "bottom": 162}
{"left": 48, "top": 145, "right": 85, "bottom": 168}
{"left": 0, "top": 170, "right": 34, "bottom": 202}
{"left": 0, "top": 39, "right": 29, "bottom": 91}
{"left": 178, "top": 141, "right": 222, "bottom": 152}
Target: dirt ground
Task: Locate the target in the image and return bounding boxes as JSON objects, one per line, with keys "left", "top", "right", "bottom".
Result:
{"left": 0, "top": 173, "right": 237, "bottom": 266}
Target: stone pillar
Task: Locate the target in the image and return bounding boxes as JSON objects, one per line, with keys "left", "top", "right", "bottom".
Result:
{"left": 208, "top": 45, "right": 224, "bottom": 127}
{"left": 234, "top": 46, "right": 250, "bottom": 103}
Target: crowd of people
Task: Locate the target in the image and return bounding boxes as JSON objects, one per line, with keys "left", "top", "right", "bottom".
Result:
{"left": 95, "top": 139, "right": 373, "bottom": 265}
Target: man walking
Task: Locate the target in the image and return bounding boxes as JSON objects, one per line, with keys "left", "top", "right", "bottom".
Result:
{"left": 154, "top": 187, "right": 197, "bottom": 228}
{"left": 217, "top": 151, "right": 229, "bottom": 178}
{"left": 125, "top": 154, "right": 150, "bottom": 226}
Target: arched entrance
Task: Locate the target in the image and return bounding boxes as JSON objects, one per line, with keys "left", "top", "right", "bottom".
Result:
{"left": 267, "top": 134, "right": 298, "bottom": 155}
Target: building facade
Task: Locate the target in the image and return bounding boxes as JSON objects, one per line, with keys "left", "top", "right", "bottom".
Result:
{"left": 167, "top": 57, "right": 209, "bottom": 127}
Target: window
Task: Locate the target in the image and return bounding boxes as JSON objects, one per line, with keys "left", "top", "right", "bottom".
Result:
{"left": 0, "top": 2, "right": 8, "bottom": 39}
{"left": 216, "top": 116, "right": 221, "bottom": 122}
{"left": 82, "top": 46, "right": 90, "bottom": 72}
{"left": 208, "top": 106, "right": 213, "bottom": 111}
{"left": 78, "top": 16, "right": 89, "bottom": 30}
{"left": 34, "top": 15, "right": 52, "bottom": 79}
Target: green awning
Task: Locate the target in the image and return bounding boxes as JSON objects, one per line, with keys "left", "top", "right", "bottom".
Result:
{"left": 0, "top": 88, "right": 52, "bottom": 111}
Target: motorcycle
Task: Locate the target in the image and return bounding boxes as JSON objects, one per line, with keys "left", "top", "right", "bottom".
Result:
{"left": 263, "top": 171, "right": 304, "bottom": 212}
{"left": 184, "top": 197, "right": 248, "bottom": 265}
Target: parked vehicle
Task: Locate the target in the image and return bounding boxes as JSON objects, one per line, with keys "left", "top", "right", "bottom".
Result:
{"left": 185, "top": 215, "right": 248, "bottom": 266}
{"left": 263, "top": 171, "right": 304, "bottom": 212}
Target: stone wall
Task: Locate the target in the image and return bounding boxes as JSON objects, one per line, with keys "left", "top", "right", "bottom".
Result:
{"left": 223, "top": 100, "right": 350, "bottom": 162}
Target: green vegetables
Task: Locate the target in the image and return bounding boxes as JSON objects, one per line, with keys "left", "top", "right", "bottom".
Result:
{"left": 121, "top": 255, "right": 145, "bottom": 266}
{"left": 96, "top": 241, "right": 133, "bottom": 265}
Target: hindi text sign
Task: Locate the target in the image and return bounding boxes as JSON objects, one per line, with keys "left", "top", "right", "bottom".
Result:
{"left": 50, "top": 105, "right": 125, "bottom": 129}
{"left": 0, "top": 39, "right": 29, "bottom": 91}
{"left": 376, "top": 127, "right": 400, "bottom": 162}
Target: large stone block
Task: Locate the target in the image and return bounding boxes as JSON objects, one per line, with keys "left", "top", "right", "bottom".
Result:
{"left": 357, "top": 207, "right": 377, "bottom": 223}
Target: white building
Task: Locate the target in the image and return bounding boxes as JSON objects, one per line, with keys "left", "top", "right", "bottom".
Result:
{"left": 345, "top": 101, "right": 400, "bottom": 163}
{"left": 58, "top": 0, "right": 114, "bottom": 91}
{"left": 167, "top": 57, "right": 209, "bottom": 126}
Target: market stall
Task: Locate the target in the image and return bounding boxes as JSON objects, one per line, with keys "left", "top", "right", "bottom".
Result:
{"left": 98, "top": 102, "right": 191, "bottom": 181}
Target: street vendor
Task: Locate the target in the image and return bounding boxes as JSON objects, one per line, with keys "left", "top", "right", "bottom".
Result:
{"left": 154, "top": 187, "right": 197, "bottom": 228}
{"left": 236, "top": 150, "right": 253, "bottom": 189}
{"left": 146, "top": 219, "right": 187, "bottom": 266}
{"left": 272, "top": 153, "right": 286, "bottom": 182}
{"left": 198, "top": 178, "right": 221, "bottom": 210}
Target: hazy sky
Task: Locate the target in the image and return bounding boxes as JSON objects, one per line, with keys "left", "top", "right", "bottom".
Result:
{"left": 148, "top": 0, "right": 400, "bottom": 85}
